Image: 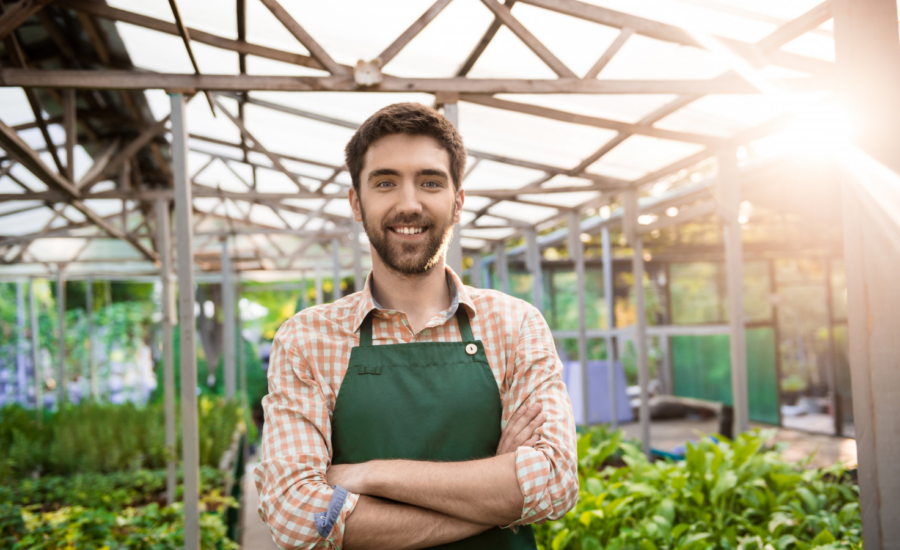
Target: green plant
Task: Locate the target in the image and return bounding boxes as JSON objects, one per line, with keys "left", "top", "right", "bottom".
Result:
{"left": 0, "top": 397, "right": 244, "bottom": 481}
{"left": 1, "top": 493, "right": 238, "bottom": 549}
{"left": 0, "top": 467, "right": 225, "bottom": 512}
{"left": 534, "top": 427, "right": 862, "bottom": 550}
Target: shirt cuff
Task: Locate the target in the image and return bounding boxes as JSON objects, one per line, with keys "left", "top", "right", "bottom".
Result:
{"left": 502, "top": 446, "right": 552, "bottom": 529}
{"left": 316, "top": 485, "right": 359, "bottom": 549}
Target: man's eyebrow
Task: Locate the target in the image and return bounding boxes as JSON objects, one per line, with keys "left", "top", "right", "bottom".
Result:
{"left": 417, "top": 168, "right": 449, "bottom": 179}
{"left": 367, "top": 168, "right": 400, "bottom": 182}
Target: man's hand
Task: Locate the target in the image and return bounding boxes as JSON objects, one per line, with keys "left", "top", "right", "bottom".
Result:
{"left": 327, "top": 462, "right": 371, "bottom": 494}
{"left": 496, "top": 403, "right": 545, "bottom": 456}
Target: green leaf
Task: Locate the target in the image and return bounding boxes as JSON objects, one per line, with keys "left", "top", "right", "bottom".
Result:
{"left": 551, "top": 528, "right": 571, "bottom": 550}
{"left": 586, "top": 477, "right": 603, "bottom": 496}
{"left": 582, "top": 535, "right": 602, "bottom": 550}
{"left": 672, "top": 523, "right": 689, "bottom": 539}
{"left": 811, "top": 529, "right": 836, "bottom": 545}
{"left": 577, "top": 433, "right": 593, "bottom": 462}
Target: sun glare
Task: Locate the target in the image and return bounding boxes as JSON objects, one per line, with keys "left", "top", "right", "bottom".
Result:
{"left": 756, "top": 100, "right": 855, "bottom": 159}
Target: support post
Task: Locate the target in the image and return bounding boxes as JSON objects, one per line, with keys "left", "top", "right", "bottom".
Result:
{"left": 29, "top": 279, "right": 42, "bottom": 419}
{"left": 568, "top": 211, "right": 589, "bottom": 427}
{"left": 351, "top": 220, "right": 364, "bottom": 292}
{"left": 56, "top": 267, "right": 66, "bottom": 408}
{"left": 156, "top": 198, "right": 178, "bottom": 506}
{"left": 824, "top": 258, "right": 841, "bottom": 436}
{"left": 471, "top": 252, "right": 483, "bottom": 288}
{"left": 601, "top": 225, "right": 618, "bottom": 428}
{"left": 16, "top": 282, "right": 26, "bottom": 404}
{"left": 624, "top": 189, "right": 651, "bottom": 456}
{"left": 331, "top": 238, "right": 342, "bottom": 300}
{"left": 300, "top": 273, "right": 309, "bottom": 311}
{"left": 495, "top": 241, "right": 509, "bottom": 294}
{"left": 86, "top": 277, "right": 97, "bottom": 399}
{"left": 237, "top": 278, "right": 246, "bottom": 396}
{"left": 63, "top": 88, "right": 75, "bottom": 182}
{"left": 444, "top": 100, "right": 463, "bottom": 275}
{"left": 315, "top": 262, "right": 323, "bottom": 305}
{"left": 171, "top": 92, "right": 200, "bottom": 550}
{"left": 834, "top": 0, "right": 900, "bottom": 543}
{"left": 222, "top": 238, "right": 236, "bottom": 399}
{"left": 718, "top": 147, "right": 749, "bottom": 435}
{"left": 525, "top": 227, "right": 544, "bottom": 311}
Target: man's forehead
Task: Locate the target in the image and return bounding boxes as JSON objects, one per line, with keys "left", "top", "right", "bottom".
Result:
{"left": 363, "top": 134, "right": 450, "bottom": 170}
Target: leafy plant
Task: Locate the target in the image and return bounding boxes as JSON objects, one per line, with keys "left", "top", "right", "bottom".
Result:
{"left": 534, "top": 427, "right": 862, "bottom": 550}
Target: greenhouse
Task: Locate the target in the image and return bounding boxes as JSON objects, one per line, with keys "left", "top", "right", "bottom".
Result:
{"left": 0, "top": 0, "right": 898, "bottom": 548}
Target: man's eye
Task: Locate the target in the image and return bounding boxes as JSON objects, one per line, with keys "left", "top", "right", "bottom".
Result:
{"left": 422, "top": 180, "right": 440, "bottom": 188}
{"left": 376, "top": 180, "right": 394, "bottom": 187}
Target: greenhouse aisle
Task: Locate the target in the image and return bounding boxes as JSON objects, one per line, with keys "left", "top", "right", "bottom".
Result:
{"left": 242, "top": 460, "right": 278, "bottom": 550}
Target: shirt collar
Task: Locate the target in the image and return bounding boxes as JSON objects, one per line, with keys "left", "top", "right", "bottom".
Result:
{"left": 352, "top": 266, "right": 476, "bottom": 333}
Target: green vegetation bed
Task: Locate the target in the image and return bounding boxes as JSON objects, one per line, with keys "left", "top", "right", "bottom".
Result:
{"left": 534, "top": 428, "right": 861, "bottom": 550}
{"left": 0, "top": 398, "right": 246, "bottom": 549}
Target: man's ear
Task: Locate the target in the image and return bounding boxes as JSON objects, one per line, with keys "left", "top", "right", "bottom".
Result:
{"left": 349, "top": 186, "right": 363, "bottom": 223}
{"left": 453, "top": 188, "right": 465, "bottom": 224}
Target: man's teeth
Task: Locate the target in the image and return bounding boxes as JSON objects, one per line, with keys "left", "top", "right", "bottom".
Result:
{"left": 394, "top": 227, "right": 425, "bottom": 235}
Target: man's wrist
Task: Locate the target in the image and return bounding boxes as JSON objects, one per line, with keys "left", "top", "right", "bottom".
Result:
{"left": 362, "top": 459, "right": 388, "bottom": 496}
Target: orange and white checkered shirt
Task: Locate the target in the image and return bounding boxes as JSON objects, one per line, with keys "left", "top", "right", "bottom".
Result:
{"left": 254, "top": 267, "right": 578, "bottom": 549}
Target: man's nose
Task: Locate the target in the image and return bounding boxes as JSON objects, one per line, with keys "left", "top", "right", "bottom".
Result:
{"left": 395, "top": 179, "right": 424, "bottom": 213}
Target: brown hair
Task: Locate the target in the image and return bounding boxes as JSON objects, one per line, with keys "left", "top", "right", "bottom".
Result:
{"left": 345, "top": 103, "right": 466, "bottom": 193}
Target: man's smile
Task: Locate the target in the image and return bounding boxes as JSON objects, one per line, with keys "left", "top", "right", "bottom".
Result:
{"left": 389, "top": 225, "right": 429, "bottom": 237}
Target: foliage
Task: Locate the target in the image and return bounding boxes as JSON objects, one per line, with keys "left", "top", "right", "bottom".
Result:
{"left": 534, "top": 427, "right": 862, "bottom": 550}
{"left": 0, "top": 467, "right": 225, "bottom": 512}
{"left": 0, "top": 493, "right": 238, "bottom": 550}
{"left": 0, "top": 397, "right": 244, "bottom": 481}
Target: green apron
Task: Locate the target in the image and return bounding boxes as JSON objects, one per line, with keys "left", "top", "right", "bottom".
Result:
{"left": 331, "top": 308, "right": 537, "bottom": 550}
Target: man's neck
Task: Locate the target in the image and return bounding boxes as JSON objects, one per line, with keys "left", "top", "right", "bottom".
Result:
{"left": 369, "top": 255, "right": 452, "bottom": 334}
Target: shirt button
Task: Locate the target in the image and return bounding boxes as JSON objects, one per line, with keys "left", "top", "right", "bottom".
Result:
{"left": 465, "top": 343, "right": 477, "bottom": 355}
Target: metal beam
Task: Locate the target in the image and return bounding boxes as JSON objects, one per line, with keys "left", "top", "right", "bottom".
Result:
{"left": 601, "top": 225, "right": 617, "bottom": 428}
{"left": 0, "top": 69, "right": 832, "bottom": 94}
{"left": 314, "top": 261, "right": 323, "bottom": 305}
{"left": 0, "top": 0, "right": 53, "bottom": 42}
{"left": 29, "top": 278, "right": 42, "bottom": 420}
{"left": 221, "top": 238, "right": 236, "bottom": 398}
{"left": 156, "top": 198, "right": 177, "bottom": 506}
{"left": 568, "top": 211, "right": 589, "bottom": 427}
{"left": 525, "top": 228, "right": 543, "bottom": 311}
{"left": 718, "top": 147, "right": 748, "bottom": 435}
{"left": 86, "top": 276, "right": 97, "bottom": 399}
{"left": 259, "top": 0, "right": 348, "bottom": 76}
{"left": 351, "top": 220, "right": 364, "bottom": 292}
{"left": 171, "top": 92, "right": 200, "bottom": 550}
{"left": 624, "top": 189, "right": 650, "bottom": 456}
{"left": 63, "top": 89, "right": 76, "bottom": 182}
{"left": 378, "top": 0, "right": 454, "bottom": 66}
{"left": 56, "top": 268, "right": 66, "bottom": 408}
{"left": 444, "top": 101, "right": 463, "bottom": 275}
{"left": 495, "top": 241, "right": 509, "bottom": 294}
{"left": 331, "top": 238, "right": 342, "bottom": 301}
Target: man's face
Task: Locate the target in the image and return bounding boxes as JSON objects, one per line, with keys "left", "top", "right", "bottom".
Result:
{"left": 350, "top": 134, "right": 464, "bottom": 277}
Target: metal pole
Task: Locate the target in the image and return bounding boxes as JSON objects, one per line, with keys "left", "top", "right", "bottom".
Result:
{"left": 495, "top": 241, "right": 509, "bottom": 294}
{"left": 16, "top": 282, "right": 26, "bottom": 405}
{"left": 86, "top": 277, "right": 98, "bottom": 400}
{"left": 222, "top": 239, "right": 236, "bottom": 399}
{"left": 331, "top": 238, "right": 342, "bottom": 301}
{"left": 29, "top": 279, "right": 43, "bottom": 420}
{"left": 568, "top": 211, "right": 590, "bottom": 427}
{"left": 601, "top": 226, "right": 618, "bottom": 428}
{"left": 237, "top": 277, "right": 246, "bottom": 397}
{"left": 300, "top": 273, "right": 309, "bottom": 311}
{"left": 444, "top": 101, "right": 463, "bottom": 276}
{"left": 525, "top": 228, "right": 544, "bottom": 312}
{"left": 56, "top": 267, "right": 66, "bottom": 408}
{"left": 718, "top": 148, "right": 749, "bottom": 435}
{"left": 156, "top": 198, "right": 178, "bottom": 506}
{"left": 471, "top": 252, "right": 483, "bottom": 288}
{"left": 824, "top": 258, "right": 841, "bottom": 436}
{"left": 315, "top": 262, "right": 323, "bottom": 305}
{"left": 351, "top": 220, "right": 364, "bottom": 292}
{"left": 624, "top": 190, "right": 651, "bottom": 456}
{"left": 171, "top": 91, "right": 200, "bottom": 550}
{"left": 63, "top": 88, "right": 75, "bottom": 182}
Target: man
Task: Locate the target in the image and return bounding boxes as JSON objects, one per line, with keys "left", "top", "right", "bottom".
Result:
{"left": 255, "top": 103, "right": 577, "bottom": 550}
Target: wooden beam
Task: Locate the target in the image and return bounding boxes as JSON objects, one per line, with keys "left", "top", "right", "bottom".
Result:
{"left": 80, "top": 116, "right": 170, "bottom": 192}
{"left": 63, "top": 89, "right": 76, "bottom": 182}
{"left": 57, "top": 0, "right": 326, "bottom": 71}
{"left": 518, "top": 0, "right": 834, "bottom": 75}
{"left": 75, "top": 11, "right": 110, "bottom": 65}
{"left": 378, "top": 0, "right": 454, "bottom": 66}
{"left": 457, "top": 0, "right": 516, "bottom": 76}
{"left": 480, "top": 0, "right": 577, "bottom": 78}
{"left": 0, "top": 69, "right": 831, "bottom": 93}
{"left": 0, "top": 0, "right": 52, "bottom": 41}
{"left": 757, "top": 0, "right": 833, "bottom": 52}
{"left": 462, "top": 93, "right": 724, "bottom": 145}
{"left": 584, "top": 27, "right": 633, "bottom": 79}
{"left": 258, "top": 0, "right": 347, "bottom": 76}
{"left": 166, "top": 0, "right": 216, "bottom": 114}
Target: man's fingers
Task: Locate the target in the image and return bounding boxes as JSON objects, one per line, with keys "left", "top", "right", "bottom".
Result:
{"left": 523, "top": 434, "right": 540, "bottom": 448}
{"left": 508, "top": 412, "right": 545, "bottom": 450}
{"left": 505, "top": 403, "right": 542, "bottom": 438}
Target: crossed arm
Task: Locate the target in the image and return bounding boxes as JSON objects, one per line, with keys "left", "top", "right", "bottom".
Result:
{"left": 328, "top": 404, "right": 546, "bottom": 550}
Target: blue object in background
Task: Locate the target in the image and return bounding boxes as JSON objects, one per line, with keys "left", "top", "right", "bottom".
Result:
{"left": 562, "top": 360, "right": 633, "bottom": 426}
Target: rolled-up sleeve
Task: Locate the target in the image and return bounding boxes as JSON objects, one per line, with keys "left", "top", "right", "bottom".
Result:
{"left": 254, "top": 318, "right": 359, "bottom": 549}
{"left": 503, "top": 306, "right": 579, "bottom": 527}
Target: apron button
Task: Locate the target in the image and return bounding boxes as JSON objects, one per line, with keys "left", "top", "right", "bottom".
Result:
{"left": 465, "top": 343, "right": 477, "bottom": 355}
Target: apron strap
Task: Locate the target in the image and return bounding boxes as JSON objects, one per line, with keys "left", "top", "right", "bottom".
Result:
{"left": 358, "top": 306, "right": 475, "bottom": 347}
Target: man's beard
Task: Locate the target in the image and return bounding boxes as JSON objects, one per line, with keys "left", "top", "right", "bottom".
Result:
{"left": 360, "top": 203, "right": 456, "bottom": 277}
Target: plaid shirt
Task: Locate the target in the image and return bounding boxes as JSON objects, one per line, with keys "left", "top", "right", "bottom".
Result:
{"left": 254, "top": 268, "right": 578, "bottom": 549}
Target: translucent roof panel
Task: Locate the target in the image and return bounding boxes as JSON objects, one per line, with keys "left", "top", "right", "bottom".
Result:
{"left": 464, "top": 160, "right": 546, "bottom": 191}
{"left": 587, "top": 135, "right": 706, "bottom": 180}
